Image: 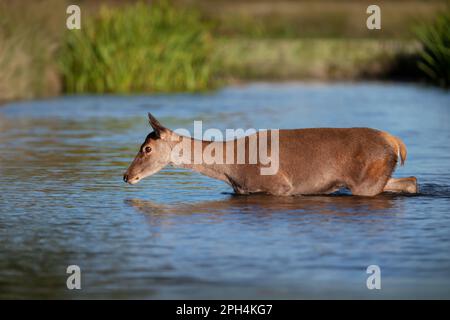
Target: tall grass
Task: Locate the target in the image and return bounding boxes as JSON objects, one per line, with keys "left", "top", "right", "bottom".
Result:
{"left": 60, "top": 1, "right": 215, "bottom": 93}
{"left": 416, "top": 8, "right": 450, "bottom": 88}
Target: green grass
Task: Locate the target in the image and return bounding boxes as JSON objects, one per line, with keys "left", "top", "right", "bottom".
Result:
{"left": 416, "top": 8, "right": 450, "bottom": 88}
{"left": 60, "top": 1, "right": 215, "bottom": 93}
{"left": 213, "top": 38, "right": 420, "bottom": 81}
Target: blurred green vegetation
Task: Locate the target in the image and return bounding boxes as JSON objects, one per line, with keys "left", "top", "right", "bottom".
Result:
{"left": 0, "top": 0, "right": 65, "bottom": 102}
{"left": 187, "top": 0, "right": 446, "bottom": 39}
{"left": 0, "top": 0, "right": 448, "bottom": 102}
{"left": 416, "top": 8, "right": 450, "bottom": 88}
{"left": 214, "top": 39, "right": 421, "bottom": 81}
{"left": 60, "top": 1, "right": 215, "bottom": 93}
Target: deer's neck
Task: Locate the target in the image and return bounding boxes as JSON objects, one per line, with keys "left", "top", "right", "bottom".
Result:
{"left": 169, "top": 136, "right": 231, "bottom": 183}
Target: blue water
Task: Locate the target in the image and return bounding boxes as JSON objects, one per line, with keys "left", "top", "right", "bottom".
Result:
{"left": 0, "top": 82, "right": 449, "bottom": 298}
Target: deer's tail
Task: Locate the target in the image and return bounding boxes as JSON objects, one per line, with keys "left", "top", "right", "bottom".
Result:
{"left": 381, "top": 131, "right": 407, "bottom": 166}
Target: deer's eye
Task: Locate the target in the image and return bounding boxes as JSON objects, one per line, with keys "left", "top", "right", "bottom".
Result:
{"left": 144, "top": 146, "right": 152, "bottom": 153}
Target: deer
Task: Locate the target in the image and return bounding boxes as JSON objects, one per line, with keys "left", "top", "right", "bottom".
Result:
{"left": 123, "top": 113, "right": 418, "bottom": 196}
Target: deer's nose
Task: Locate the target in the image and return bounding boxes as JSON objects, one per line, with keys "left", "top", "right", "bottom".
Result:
{"left": 123, "top": 174, "right": 129, "bottom": 183}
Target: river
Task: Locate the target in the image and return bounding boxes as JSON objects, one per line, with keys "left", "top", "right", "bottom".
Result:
{"left": 0, "top": 82, "right": 449, "bottom": 298}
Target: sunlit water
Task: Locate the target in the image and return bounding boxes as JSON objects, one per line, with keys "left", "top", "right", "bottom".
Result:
{"left": 1, "top": 83, "right": 450, "bottom": 299}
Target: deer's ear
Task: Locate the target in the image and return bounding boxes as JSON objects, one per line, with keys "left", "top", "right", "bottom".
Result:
{"left": 148, "top": 113, "right": 169, "bottom": 139}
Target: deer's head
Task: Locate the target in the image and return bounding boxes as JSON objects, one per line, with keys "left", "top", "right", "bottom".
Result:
{"left": 123, "top": 114, "right": 174, "bottom": 184}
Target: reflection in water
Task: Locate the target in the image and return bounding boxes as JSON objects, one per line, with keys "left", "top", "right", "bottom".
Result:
{"left": 1, "top": 83, "right": 450, "bottom": 298}
{"left": 126, "top": 193, "right": 400, "bottom": 217}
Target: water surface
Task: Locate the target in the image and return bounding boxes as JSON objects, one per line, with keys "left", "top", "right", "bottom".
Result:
{"left": 1, "top": 83, "right": 450, "bottom": 299}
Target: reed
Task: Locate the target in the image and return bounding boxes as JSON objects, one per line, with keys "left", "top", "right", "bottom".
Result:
{"left": 415, "top": 8, "right": 450, "bottom": 88}
{"left": 59, "top": 1, "right": 215, "bottom": 93}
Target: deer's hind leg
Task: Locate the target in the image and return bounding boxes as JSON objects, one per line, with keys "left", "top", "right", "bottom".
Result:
{"left": 349, "top": 178, "right": 389, "bottom": 197}
{"left": 383, "top": 177, "right": 418, "bottom": 194}
{"left": 349, "top": 158, "right": 395, "bottom": 197}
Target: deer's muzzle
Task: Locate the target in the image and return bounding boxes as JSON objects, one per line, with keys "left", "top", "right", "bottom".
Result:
{"left": 123, "top": 173, "right": 140, "bottom": 184}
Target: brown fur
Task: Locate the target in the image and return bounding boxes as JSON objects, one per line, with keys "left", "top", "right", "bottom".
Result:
{"left": 220, "top": 128, "right": 404, "bottom": 196}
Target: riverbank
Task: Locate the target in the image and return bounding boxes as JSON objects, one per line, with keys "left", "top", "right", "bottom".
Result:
{"left": 214, "top": 38, "right": 422, "bottom": 82}
{"left": 0, "top": 36, "right": 427, "bottom": 104}
{"left": 0, "top": 0, "right": 447, "bottom": 103}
